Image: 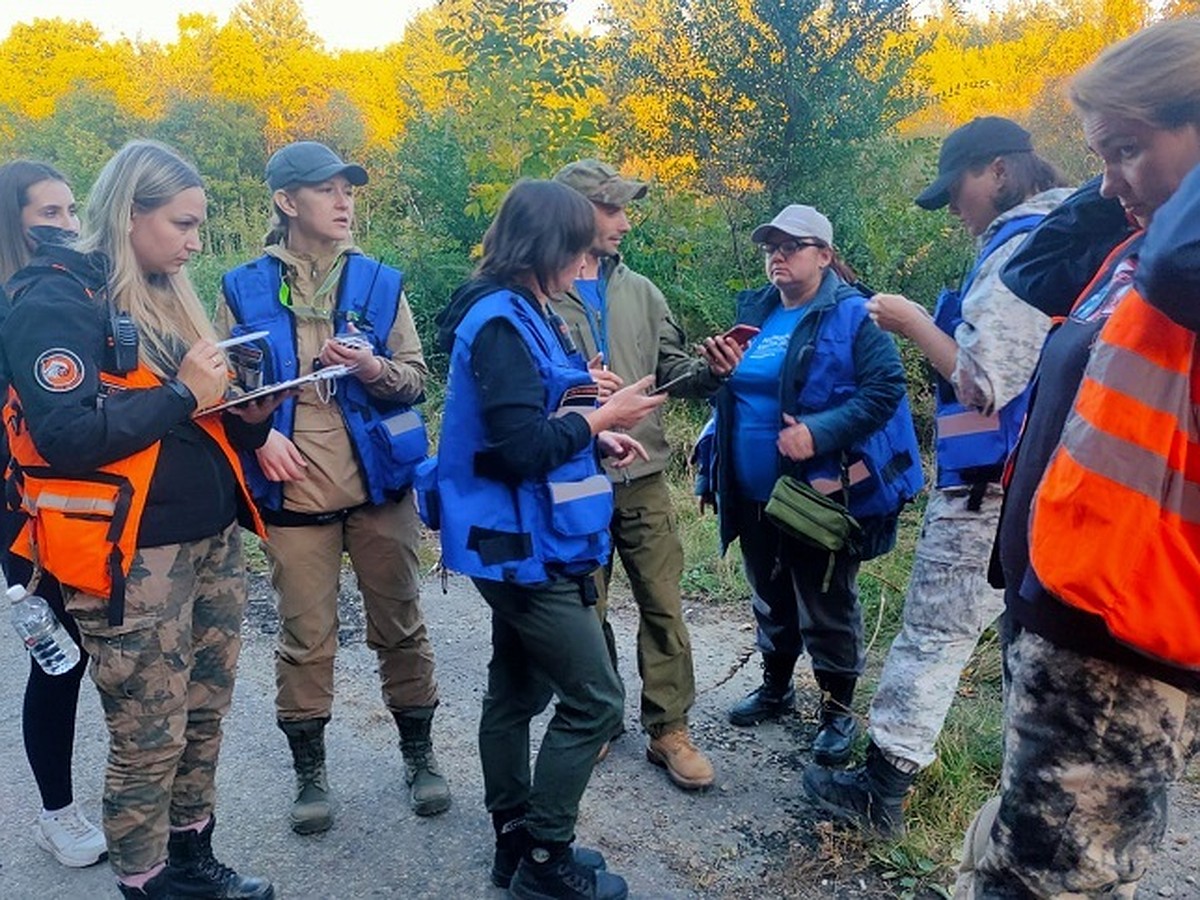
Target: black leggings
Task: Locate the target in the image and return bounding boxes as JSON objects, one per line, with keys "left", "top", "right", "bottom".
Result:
{"left": 4, "top": 511, "right": 88, "bottom": 812}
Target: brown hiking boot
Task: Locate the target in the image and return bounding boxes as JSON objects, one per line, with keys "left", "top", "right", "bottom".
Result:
{"left": 646, "top": 727, "right": 715, "bottom": 790}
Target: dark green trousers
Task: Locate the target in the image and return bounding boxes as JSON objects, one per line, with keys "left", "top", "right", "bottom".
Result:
{"left": 475, "top": 575, "right": 624, "bottom": 843}
{"left": 598, "top": 471, "right": 696, "bottom": 736}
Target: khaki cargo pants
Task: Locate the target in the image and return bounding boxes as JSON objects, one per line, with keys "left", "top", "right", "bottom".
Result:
{"left": 267, "top": 493, "right": 438, "bottom": 722}
{"left": 597, "top": 471, "right": 696, "bottom": 736}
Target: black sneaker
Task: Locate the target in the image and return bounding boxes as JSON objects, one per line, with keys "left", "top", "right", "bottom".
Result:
{"left": 509, "top": 847, "right": 627, "bottom": 900}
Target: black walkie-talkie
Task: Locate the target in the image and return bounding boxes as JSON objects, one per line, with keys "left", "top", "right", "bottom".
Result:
{"left": 105, "top": 309, "right": 139, "bottom": 374}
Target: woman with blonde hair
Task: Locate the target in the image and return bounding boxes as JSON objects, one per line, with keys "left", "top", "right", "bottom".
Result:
{"left": 1, "top": 140, "right": 277, "bottom": 899}
{"left": 955, "top": 19, "right": 1200, "bottom": 897}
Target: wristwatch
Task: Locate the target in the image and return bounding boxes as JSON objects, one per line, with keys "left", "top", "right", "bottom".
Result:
{"left": 165, "top": 378, "right": 196, "bottom": 408}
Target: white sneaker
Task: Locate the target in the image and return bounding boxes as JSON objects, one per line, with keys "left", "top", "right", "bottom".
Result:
{"left": 33, "top": 802, "right": 108, "bottom": 868}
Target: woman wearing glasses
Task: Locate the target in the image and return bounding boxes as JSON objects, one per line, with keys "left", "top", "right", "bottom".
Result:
{"left": 708, "top": 205, "right": 923, "bottom": 769}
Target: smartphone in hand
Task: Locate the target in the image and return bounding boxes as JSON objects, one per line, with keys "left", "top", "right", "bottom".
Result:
{"left": 649, "top": 372, "right": 694, "bottom": 396}
{"left": 723, "top": 324, "right": 761, "bottom": 347}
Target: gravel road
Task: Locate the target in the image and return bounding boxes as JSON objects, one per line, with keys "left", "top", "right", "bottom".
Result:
{"left": 1, "top": 571, "right": 1196, "bottom": 898}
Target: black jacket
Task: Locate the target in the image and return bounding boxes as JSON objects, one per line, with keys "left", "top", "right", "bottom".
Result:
{"left": 2, "top": 243, "right": 267, "bottom": 546}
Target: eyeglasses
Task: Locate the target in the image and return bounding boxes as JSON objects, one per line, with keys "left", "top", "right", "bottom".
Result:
{"left": 758, "top": 239, "right": 825, "bottom": 258}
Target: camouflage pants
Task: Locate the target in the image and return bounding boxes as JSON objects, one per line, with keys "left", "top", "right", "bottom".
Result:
{"left": 267, "top": 493, "right": 438, "bottom": 721}
{"left": 868, "top": 486, "right": 1005, "bottom": 768}
{"left": 953, "top": 630, "right": 1200, "bottom": 899}
{"left": 65, "top": 523, "right": 247, "bottom": 876}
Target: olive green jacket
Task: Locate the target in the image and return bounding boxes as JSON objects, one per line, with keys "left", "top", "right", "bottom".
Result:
{"left": 551, "top": 255, "right": 723, "bottom": 482}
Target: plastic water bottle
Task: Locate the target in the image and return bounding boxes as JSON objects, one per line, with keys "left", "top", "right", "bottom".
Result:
{"left": 9, "top": 583, "right": 80, "bottom": 675}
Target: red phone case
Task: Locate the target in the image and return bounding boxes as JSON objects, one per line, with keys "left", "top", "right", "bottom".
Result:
{"left": 724, "top": 325, "right": 761, "bottom": 346}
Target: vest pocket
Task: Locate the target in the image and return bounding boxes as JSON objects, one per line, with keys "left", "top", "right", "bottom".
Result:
{"left": 16, "top": 469, "right": 134, "bottom": 601}
{"left": 368, "top": 408, "right": 429, "bottom": 489}
{"left": 544, "top": 473, "right": 613, "bottom": 537}
{"left": 414, "top": 456, "right": 440, "bottom": 530}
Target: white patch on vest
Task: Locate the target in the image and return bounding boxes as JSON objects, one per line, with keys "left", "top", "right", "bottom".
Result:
{"left": 34, "top": 349, "right": 85, "bottom": 393}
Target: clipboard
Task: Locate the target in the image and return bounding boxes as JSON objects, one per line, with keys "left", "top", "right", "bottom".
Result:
{"left": 193, "top": 365, "right": 354, "bottom": 416}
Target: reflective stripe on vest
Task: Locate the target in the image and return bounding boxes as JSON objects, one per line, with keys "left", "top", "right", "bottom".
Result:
{"left": 809, "top": 460, "right": 871, "bottom": 497}
{"left": 1030, "top": 289, "right": 1200, "bottom": 666}
{"left": 4, "top": 365, "right": 264, "bottom": 626}
{"left": 24, "top": 492, "right": 118, "bottom": 515}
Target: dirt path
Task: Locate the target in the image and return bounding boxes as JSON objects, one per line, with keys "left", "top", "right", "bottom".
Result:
{"left": 1, "top": 572, "right": 1197, "bottom": 898}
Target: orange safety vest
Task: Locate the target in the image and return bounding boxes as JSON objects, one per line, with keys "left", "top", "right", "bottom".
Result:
{"left": 3, "top": 363, "right": 265, "bottom": 625}
{"left": 1029, "top": 285, "right": 1200, "bottom": 668}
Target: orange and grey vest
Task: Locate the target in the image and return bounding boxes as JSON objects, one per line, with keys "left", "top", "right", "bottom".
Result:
{"left": 1029, "top": 288, "right": 1200, "bottom": 667}
{"left": 3, "top": 363, "right": 264, "bottom": 625}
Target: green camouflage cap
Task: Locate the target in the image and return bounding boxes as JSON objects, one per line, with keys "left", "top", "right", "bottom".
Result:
{"left": 553, "top": 159, "right": 648, "bottom": 207}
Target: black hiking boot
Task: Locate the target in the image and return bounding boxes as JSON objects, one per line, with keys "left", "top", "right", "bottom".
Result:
{"left": 165, "top": 817, "right": 274, "bottom": 898}
{"left": 394, "top": 707, "right": 452, "bottom": 816}
{"left": 802, "top": 742, "right": 917, "bottom": 839}
{"left": 278, "top": 717, "right": 332, "bottom": 835}
{"left": 811, "top": 672, "right": 858, "bottom": 767}
{"left": 490, "top": 809, "right": 607, "bottom": 889}
{"left": 509, "top": 842, "right": 628, "bottom": 900}
{"left": 728, "top": 655, "right": 797, "bottom": 726}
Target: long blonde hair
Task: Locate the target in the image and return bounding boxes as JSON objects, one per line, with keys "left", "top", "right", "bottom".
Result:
{"left": 75, "top": 140, "right": 215, "bottom": 379}
{"left": 1071, "top": 18, "right": 1200, "bottom": 129}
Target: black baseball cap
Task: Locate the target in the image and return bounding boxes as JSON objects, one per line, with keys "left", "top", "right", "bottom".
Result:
{"left": 266, "top": 141, "right": 368, "bottom": 191}
{"left": 915, "top": 117, "right": 1034, "bottom": 211}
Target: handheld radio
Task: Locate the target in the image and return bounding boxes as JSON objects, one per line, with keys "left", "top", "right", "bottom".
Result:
{"left": 105, "top": 309, "right": 139, "bottom": 374}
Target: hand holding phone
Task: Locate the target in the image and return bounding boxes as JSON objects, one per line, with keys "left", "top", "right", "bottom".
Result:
{"left": 722, "top": 324, "right": 761, "bottom": 347}
{"left": 649, "top": 372, "right": 694, "bottom": 395}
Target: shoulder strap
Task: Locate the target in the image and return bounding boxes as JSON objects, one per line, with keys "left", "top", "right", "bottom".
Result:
{"left": 959, "top": 213, "right": 1044, "bottom": 299}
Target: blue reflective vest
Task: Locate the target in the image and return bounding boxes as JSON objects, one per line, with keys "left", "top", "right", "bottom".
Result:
{"left": 221, "top": 253, "right": 428, "bottom": 510}
{"left": 423, "top": 289, "right": 612, "bottom": 585}
{"left": 933, "top": 215, "right": 1043, "bottom": 489}
{"left": 795, "top": 291, "right": 924, "bottom": 521}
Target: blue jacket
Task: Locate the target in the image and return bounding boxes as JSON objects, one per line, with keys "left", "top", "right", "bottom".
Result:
{"left": 423, "top": 288, "right": 612, "bottom": 584}
{"left": 704, "top": 271, "right": 922, "bottom": 557}
{"left": 932, "top": 214, "right": 1043, "bottom": 489}
{"left": 221, "top": 253, "right": 428, "bottom": 510}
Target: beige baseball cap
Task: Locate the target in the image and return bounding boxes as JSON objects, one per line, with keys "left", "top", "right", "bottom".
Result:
{"left": 554, "top": 159, "right": 648, "bottom": 207}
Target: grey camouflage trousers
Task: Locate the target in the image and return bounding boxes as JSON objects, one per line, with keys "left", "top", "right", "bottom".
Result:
{"left": 65, "top": 523, "right": 246, "bottom": 876}
{"left": 869, "top": 486, "right": 1005, "bottom": 768}
{"left": 954, "top": 630, "right": 1200, "bottom": 899}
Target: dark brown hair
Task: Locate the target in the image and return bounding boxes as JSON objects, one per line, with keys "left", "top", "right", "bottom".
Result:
{"left": 967, "top": 151, "right": 1066, "bottom": 215}
{"left": 476, "top": 179, "right": 596, "bottom": 296}
{"left": 0, "top": 159, "right": 69, "bottom": 283}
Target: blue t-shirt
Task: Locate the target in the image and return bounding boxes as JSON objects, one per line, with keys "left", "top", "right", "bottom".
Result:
{"left": 729, "top": 304, "right": 807, "bottom": 501}
{"left": 574, "top": 278, "right": 606, "bottom": 362}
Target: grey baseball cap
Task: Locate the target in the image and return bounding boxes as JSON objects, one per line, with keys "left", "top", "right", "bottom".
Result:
{"left": 750, "top": 204, "right": 834, "bottom": 246}
{"left": 266, "top": 141, "right": 368, "bottom": 191}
